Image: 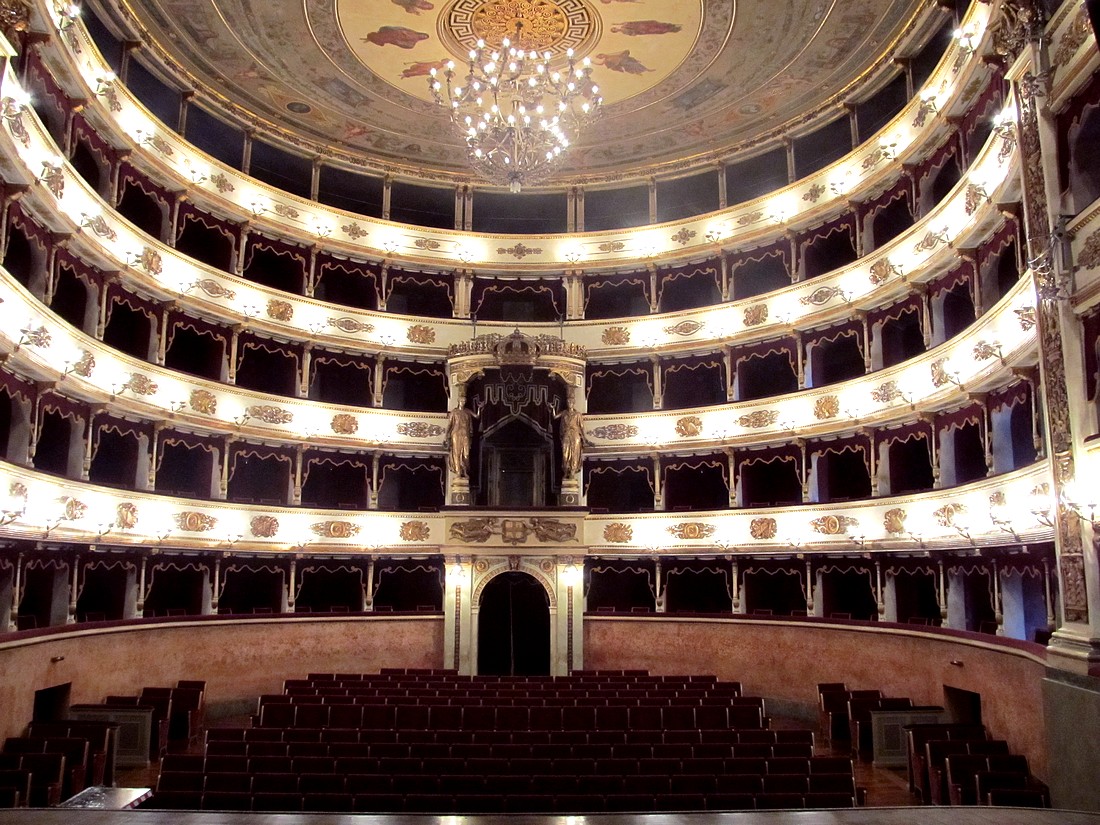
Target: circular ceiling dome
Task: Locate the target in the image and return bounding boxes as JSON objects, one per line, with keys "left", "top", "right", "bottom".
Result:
{"left": 112, "top": 0, "right": 923, "bottom": 184}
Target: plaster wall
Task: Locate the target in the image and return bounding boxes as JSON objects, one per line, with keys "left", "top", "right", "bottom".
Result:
{"left": 585, "top": 616, "right": 1049, "bottom": 780}
{"left": 0, "top": 616, "right": 443, "bottom": 740}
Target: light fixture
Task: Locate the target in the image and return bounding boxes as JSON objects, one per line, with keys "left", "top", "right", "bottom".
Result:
{"left": 428, "top": 23, "right": 602, "bottom": 193}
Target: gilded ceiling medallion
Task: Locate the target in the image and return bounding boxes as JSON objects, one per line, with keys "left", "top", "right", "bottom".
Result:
{"left": 440, "top": 0, "right": 598, "bottom": 58}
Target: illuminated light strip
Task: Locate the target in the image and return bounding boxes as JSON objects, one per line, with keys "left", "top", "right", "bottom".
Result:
{"left": 0, "top": 457, "right": 1048, "bottom": 553}
{"left": 37, "top": 0, "right": 993, "bottom": 268}
{"left": 0, "top": 65, "right": 1020, "bottom": 361}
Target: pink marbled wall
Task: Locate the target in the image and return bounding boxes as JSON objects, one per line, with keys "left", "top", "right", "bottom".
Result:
{"left": 585, "top": 616, "right": 1049, "bottom": 780}
{"left": 0, "top": 616, "right": 443, "bottom": 740}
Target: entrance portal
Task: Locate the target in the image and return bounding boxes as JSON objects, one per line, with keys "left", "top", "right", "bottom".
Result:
{"left": 477, "top": 572, "right": 551, "bottom": 675}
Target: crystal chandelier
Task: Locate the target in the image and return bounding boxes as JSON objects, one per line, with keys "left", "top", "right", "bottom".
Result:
{"left": 429, "top": 22, "right": 602, "bottom": 193}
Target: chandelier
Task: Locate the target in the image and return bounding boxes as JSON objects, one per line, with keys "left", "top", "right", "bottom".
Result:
{"left": 429, "top": 21, "right": 602, "bottom": 193}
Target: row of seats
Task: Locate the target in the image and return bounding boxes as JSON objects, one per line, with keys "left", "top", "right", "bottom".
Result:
{"left": 256, "top": 701, "right": 765, "bottom": 730}
{"left": 159, "top": 771, "right": 858, "bottom": 797}
{"left": 148, "top": 789, "right": 859, "bottom": 813}
{"left": 284, "top": 686, "right": 743, "bottom": 699}
{"left": 206, "top": 726, "right": 809, "bottom": 747}
{"left": 202, "top": 740, "right": 816, "bottom": 760}
{"left": 163, "top": 753, "right": 840, "bottom": 777}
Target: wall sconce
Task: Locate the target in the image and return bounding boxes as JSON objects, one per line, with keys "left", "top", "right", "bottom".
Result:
{"left": 907, "top": 531, "right": 926, "bottom": 549}
{"left": 989, "top": 505, "right": 1020, "bottom": 540}
{"left": 0, "top": 506, "right": 24, "bottom": 527}
{"left": 381, "top": 239, "right": 399, "bottom": 255}
{"left": 313, "top": 223, "right": 332, "bottom": 239}
{"left": 232, "top": 412, "right": 251, "bottom": 428}
{"left": 445, "top": 563, "right": 464, "bottom": 586}
{"left": 564, "top": 248, "right": 582, "bottom": 265}
{"left": 37, "top": 158, "right": 64, "bottom": 198}
{"left": 54, "top": 1, "right": 81, "bottom": 28}
{"left": 249, "top": 201, "right": 268, "bottom": 217}
{"left": 185, "top": 166, "right": 208, "bottom": 186}
{"left": 94, "top": 522, "right": 112, "bottom": 541}
{"left": 561, "top": 565, "right": 581, "bottom": 588}
{"left": 1063, "top": 482, "right": 1099, "bottom": 527}
{"left": 169, "top": 399, "right": 186, "bottom": 414}
{"left": 455, "top": 245, "right": 473, "bottom": 264}
{"left": 705, "top": 227, "right": 725, "bottom": 245}
{"left": 952, "top": 28, "right": 977, "bottom": 55}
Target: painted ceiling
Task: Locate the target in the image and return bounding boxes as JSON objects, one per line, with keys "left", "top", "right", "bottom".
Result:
{"left": 107, "top": 0, "right": 924, "bottom": 185}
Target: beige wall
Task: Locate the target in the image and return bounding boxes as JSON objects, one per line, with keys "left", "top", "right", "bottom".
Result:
{"left": 586, "top": 616, "right": 1049, "bottom": 780}
{"left": 0, "top": 616, "right": 444, "bottom": 740}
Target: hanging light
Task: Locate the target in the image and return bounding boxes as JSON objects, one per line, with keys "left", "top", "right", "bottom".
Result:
{"left": 429, "top": 22, "right": 602, "bottom": 193}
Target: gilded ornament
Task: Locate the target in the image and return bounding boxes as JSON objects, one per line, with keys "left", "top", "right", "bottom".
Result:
{"left": 800, "top": 286, "right": 842, "bottom": 306}
{"left": 963, "top": 183, "right": 988, "bottom": 215}
{"left": 601, "top": 326, "right": 630, "bottom": 345}
{"left": 61, "top": 496, "right": 86, "bottom": 521}
{"left": 195, "top": 278, "right": 236, "bottom": 300}
{"left": 737, "top": 211, "right": 765, "bottom": 226}
{"left": 989, "top": 491, "right": 1007, "bottom": 508}
{"left": 603, "top": 522, "right": 633, "bottom": 543}
{"left": 972, "top": 340, "right": 1000, "bottom": 361}
{"left": 399, "top": 520, "right": 431, "bottom": 541}
{"left": 342, "top": 222, "right": 367, "bottom": 239}
{"left": 933, "top": 502, "right": 966, "bottom": 527}
{"left": 590, "top": 424, "right": 638, "bottom": 440}
{"left": 675, "top": 415, "right": 703, "bottom": 437}
{"left": 407, "top": 324, "right": 436, "bottom": 344}
{"left": 671, "top": 228, "right": 696, "bottom": 245}
{"left": 245, "top": 405, "right": 294, "bottom": 425}
{"left": 146, "top": 134, "right": 174, "bottom": 156}
{"left": 868, "top": 259, "right": 900, "bottom": 285}
{"left": 870, "top": 380, "right": 904, "bottom": 403}
{"left": 813, "top": 395, "right": 840, "bottom": 420}
{"left": 802, "top": 183, "right": 825, "bottom": 202}
{"left": 743, "top": 303, "right": 768, "bottom": 326}
{"left": 913, "top": 228, "right": 950, "bottom": 253}
{"left": 123, "top": 373, "right": 158, "bottom": 396}
{"left": 250, "top": 515, "right": 279, "bottom": 538}
{"left": 273, "top": 203, "right": 300, "bottom": 219}
{"left": 749, "top": 517, "right": 777, "bottom": 540}
{"left": 450, "top": 517, "right": 496, "bottom": 543}
{"left": 414, "top": 238, "right": 440, "bottom": 250}
{"left": 331, "top": 414, "right": 358, "bottom": 435}
{"left": 176, "top": 511, "right": 217, "bottom": 532}
{"left": 115, "top": 502, "right": 138, "bottom": 529}
{"left": 664, "top": 320, "right": 704, "bottom": 336}
{"left": 328, "top": 317, "right": 375, "bottom": 334}
{"left": 80, "top": 213, "right": 117, "bottom": 241}
{"left": 0, "top": 1, "right": 30, "bottom": 40}
{"left": 498, "top": 243, "right": 542, "bottom": 259}
{"left": 738, "top": 410, "right": 779, "bottom": 429}
{"left": 189, "top": 389, "right": 217, "bottom": 414}
{"left": 311, "top": 520, "right": 360, "bottom": 539}
{"left": 397, "top": 421, "right": 445, "bottom": 438}
{"left": 1077, "top": 229, "right": 1100, "bottom": 271}
{"left": 598, "top": 241, "right": 625, "bottom": 253}
{"left": 929, "top": 358, "right": 952, "bottom": 388}
{"left": 1052, "top": 8, "right": 1090, "bottom": 68}
{"left": 883, "top": 508, "right": 906, "bottom": 535}
{"left": 810, "top": 514, "right": 859, "bottom": 535}
{"left": 266, "top": 299, "right": 293, "bottom": 321}
{"left": 668, "top": 522, "right": 715, "bottom": 540}
{"left": 39, "top": 162, "right": 64, "bottom": 198}
{"left": 8, "top": 481, "right": 26, "bottom": 500}
{"left": 209, "top": 173, "right": 234, "bottom": 193}
{"left": 19, "top": 325, "right": 50, "bottom": 348}
{"left": 912, "top": 96, "right": 937, "bottom": 128}
{"left": 138, "top": 247, "right": 162, "bottom": 275}
{"left": 72, "top": 350, "right": 94, "bottom": 377}
{"left": 0, "top": 97, "right": 28, "bottom": 146}
{"left": 530, "top": 518, "right": 578, "bottom": 543}
{"left": 1015, "top": 306, "right": 1036, "bottom": 331}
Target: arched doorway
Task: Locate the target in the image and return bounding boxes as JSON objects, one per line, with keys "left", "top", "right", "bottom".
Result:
{"left": 477, "top": 572, "right": 551, "bottom": 675}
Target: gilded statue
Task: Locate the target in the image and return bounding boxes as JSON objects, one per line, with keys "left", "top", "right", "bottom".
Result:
{"left": 555, "top": 393, "right": 584, "bottom": 478}
{"left": 446, "top": 406, "right": 477, "bottom": 478}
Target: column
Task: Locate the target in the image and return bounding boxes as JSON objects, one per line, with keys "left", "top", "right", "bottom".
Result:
{"left": 443, "top": 558, "right": 473, "bottom": 673}
{"left": 557, "top": 559, "right": 584, "bottom": 674}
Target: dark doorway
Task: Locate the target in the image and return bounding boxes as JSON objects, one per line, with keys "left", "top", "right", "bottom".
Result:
{"left": 478, "top": 572, "right": 550, "bottom": 676}
{"left": 480, "top": 418, "right": 552, "bottom": 507}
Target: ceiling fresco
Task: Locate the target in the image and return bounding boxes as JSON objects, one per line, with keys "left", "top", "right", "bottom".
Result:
{"left": 104, "top": 0, "right": 925, "bottom": 184}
